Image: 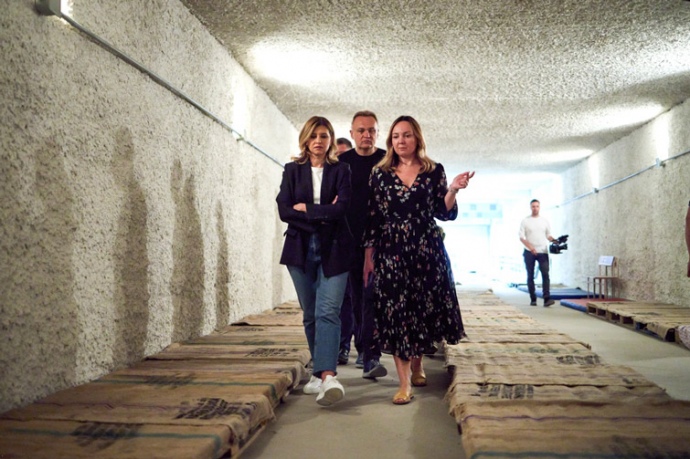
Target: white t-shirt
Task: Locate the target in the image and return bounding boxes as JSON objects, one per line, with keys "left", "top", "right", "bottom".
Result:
{"left": 519, "top": 215, "right": 552, "bottom": 253}
{"left": 311, "top": 167, "right": 323, "bottom": 204}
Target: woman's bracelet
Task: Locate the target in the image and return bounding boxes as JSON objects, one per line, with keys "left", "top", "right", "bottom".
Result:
{"left": 449, "top": 187, "right": 459, "bottom": 194}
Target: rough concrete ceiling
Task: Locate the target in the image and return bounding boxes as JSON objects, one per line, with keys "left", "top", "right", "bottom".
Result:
{"left": 182, "top": 0, "right": 690, "bottom": 178}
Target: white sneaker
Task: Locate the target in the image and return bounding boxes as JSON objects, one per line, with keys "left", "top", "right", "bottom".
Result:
{"left": 303, "top": 375, "right": 322, "bottom": 395}
{"left": 316, "top": 375, "right": 344, "bottom": 406}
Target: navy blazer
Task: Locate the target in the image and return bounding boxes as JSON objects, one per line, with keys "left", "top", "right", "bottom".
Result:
{"left": 276, "top": 160, "right": 354, "bottom": 277}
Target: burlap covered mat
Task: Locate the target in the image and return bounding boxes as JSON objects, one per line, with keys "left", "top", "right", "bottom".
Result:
{"left": 459, "top": 332, "right": 586, "bottom": 344}
{"left": 231, "top": 313, "right": 303, "bottom": 327}
{"left": 231, "top": 306, "right": 305, "bottom": 326}
{"left": 587, "top": 300, "right": 690, "bottom": 341}
{"left": 125, "top": 358, "right": 308, "bottom": 391}
{"left": 588, "top": 300, "right": 681, "bottom": 312}
{"left": 679, "top": 324, "right": 690, "bottom": 349}
{"left": 0, "top": 298, "right": 311, "bottom": 458}
{"left": 446, "top": 351, "right": 603, "bottom": 366}
{"left": 463, "top": 326, "right": 561, "bottom": 334}
{"left": 447, "top": 291, "right": 690, "bottom": 458}
{"left": 2, "top": 381, "right": 274, "bottom": 457}
{"left": 450, "top": 362, "right": 657, "bottom": 387}
{"left": 460, "top": 305, "right": 521, "bottom": 311}
{"left": 447, "top": 383, "right": 671, "bottom": 408}
{"left": 0, "top": 419, "right": 229, "bottom": 459}
{"left": 151, "top": 342, "right": 311, "bottom": 366}
{"left": 446, "top": 342, "right": 593, "bottom": 361}
{"left": 457, "top": 400, "right": 690, "bottom": 457}
{"left": 215, "top": 324, "right": 307, "bottom": 336}
{"left": 187, "top": 331, "right": 309, "bottom": 347}
{"left": 461, "top": 316, "right": 549, "bottom": 327}
{"left": 102, "top": 366, "right": 294, "bottom": 407}
{"left": 646, "top": 318, "right": 690, "bottom": 342}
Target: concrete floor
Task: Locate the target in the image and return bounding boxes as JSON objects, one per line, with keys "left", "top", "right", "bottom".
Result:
{"left": 240, "top": 282, "right": 690, "bottom": 459}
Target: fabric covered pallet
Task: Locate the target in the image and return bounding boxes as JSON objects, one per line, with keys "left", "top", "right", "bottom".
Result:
{"left": 447, "top": 290, "right": 690, "bottom": 458}
{"left": 679, "top": 324, "right": 690, "bottom": 350}
{"left": 587, "top": 300, "right": 690, "bottom": 341}
{"left": 1, "top": 379, "right": 275, "bottom": 457}
{"left": 457, "top": 400, "right": 690, "bottom": 458}
{"left": 0, "top": 419, "right": 230, "bottom": 459}
{"left": 0, "top": 301, "right": 310, "bottom": 458}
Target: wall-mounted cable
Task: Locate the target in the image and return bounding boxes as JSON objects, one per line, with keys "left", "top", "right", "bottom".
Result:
{"left": 559, "top": 148, "right": 690, "bottom": 207}
{"left": 34, "top": 0, "right": 284, "bottom": 168}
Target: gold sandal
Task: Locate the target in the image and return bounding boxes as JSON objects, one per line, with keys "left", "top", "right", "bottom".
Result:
{"left": 393, "top": 389, "right": 414, "bottom": 405}
{"left": 411, "top": 370, "right": 427, "bottom": 387}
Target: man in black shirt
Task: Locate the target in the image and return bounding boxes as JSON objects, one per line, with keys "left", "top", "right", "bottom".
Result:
{"left": 338, "top": 111, "right": 388, "bottom": 379}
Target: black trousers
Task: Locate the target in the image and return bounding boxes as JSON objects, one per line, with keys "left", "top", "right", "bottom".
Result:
{"left": 523, "top": 249, "right": 550, "bottom": 301}
{"left": 349, "top": 248, "right": 381, "bottom": 363}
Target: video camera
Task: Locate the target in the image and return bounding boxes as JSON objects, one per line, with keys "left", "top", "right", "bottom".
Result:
{"left": 549, "top": 234, "right": 569, "bottom": 254}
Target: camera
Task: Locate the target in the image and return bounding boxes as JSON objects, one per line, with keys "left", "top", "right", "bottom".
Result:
{"left": 549, "top": 234, "right": 569, "bottom": 254}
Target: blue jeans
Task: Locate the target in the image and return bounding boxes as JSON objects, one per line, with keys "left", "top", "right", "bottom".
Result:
{"left": 288, "top": 235, "right": 348, "bottom": 378}
{"left": 523, "top": 249, "right": 550, "bottom": 301}
{"left": 339, "top": 283, "right": 354, "bottom": 353}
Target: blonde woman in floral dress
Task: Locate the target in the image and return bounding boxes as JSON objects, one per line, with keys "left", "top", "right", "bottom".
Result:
{"left": 363, "top": 115, "right": 474, "bottom": 404}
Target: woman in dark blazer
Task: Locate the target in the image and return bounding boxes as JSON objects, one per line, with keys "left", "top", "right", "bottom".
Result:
{"left": 276, "top": 116, "right": 354, "bottom": 406}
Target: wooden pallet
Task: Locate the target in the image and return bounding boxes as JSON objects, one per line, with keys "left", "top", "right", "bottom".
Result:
{"left": 585, "top": 301, "right": 690, "bottom": 341}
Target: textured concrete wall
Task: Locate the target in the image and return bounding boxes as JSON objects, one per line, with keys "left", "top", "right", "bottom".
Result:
{"left": 0, "top": 1, "right": 296, "bottom": 412}
{"left": 561, "top": 100, "right": 690, "bottom": 305}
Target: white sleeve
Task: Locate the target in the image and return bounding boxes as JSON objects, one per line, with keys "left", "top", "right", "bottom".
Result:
{"left": 545, "top": 219, "right": 552, "bottom": 239}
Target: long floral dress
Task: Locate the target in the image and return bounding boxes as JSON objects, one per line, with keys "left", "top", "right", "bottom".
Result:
{"left": 363, "top": 163, "right": 466, "bottom": 360}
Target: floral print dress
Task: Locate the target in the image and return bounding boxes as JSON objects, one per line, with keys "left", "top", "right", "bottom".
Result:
{"left": 363, "top": 163, "right": 466, "bottom": 360}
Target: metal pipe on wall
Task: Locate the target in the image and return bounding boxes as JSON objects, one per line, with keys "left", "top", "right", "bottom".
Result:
{"left": 559, "top": 148, "right": 690, "bottom": 207}
{"left": 37, "top": 1, "right": 284, "bottom": 167}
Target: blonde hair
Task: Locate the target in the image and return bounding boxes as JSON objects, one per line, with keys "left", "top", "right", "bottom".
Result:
{"left": 292, "top": 116, "right": 338, "bottom": 164}
{"left": 377, "top": 115, "right": 436, "bottom": 173}
{"left": 351, "top": 110, "right": 378, "bottom": 124}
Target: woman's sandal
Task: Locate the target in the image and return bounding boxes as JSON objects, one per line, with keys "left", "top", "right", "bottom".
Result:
{"left": 411, "top": 370, "right": 427, "bottom": 387}
{"left": 393, "top": 389, "right": 414, "bottom": 405}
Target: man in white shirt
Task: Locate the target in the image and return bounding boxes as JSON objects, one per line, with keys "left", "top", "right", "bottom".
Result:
{"left": 519, "top": 199, "right": 557, "bottom": 307}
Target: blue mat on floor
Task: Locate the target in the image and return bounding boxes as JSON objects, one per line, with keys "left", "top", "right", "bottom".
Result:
{"left": 515, "top": 286, "right": 591, "bottom": 300}
{"left": 559, "top": 298, "right": 589, "bottom": 312}
{"left": 560, "top": 297, "right": 628, "bottom": 312}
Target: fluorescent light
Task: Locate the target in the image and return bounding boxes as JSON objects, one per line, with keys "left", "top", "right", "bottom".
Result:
{"left": 588, "top": 154, "right": 600, "bottom": 190}
{"left": 35, "top": 0, "right": 62, "bottom": 16}
{"left": 651, "top": 111, "right": 671, "bottom": 161}
{"left": 249, "top": 40, "right": 346, "bottom": 86}
{"left": 579, "top": 103, "right": 665, "bottom": 133}
{"left": 35, "top": 0, "right": 72, "bottom": 17}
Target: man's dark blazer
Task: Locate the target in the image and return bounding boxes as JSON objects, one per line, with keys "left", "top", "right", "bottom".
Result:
{"left": 276, "top": 160, "right": 354, "bottom": 277}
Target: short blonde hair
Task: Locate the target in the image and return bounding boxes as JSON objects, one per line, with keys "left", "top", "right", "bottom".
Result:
{"left": 293, "top": 116, "right": 338, "bottom": 164}
{"left": 377, "top": 115, "right": 436, "bottom": 173}
{"left": 351, "top": 110, "right": 378, "bottom": 124}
